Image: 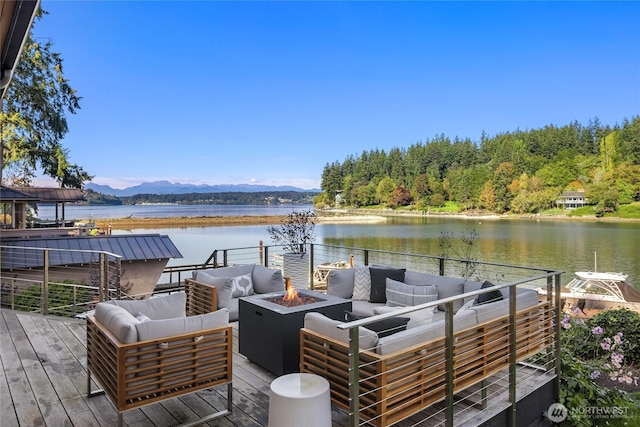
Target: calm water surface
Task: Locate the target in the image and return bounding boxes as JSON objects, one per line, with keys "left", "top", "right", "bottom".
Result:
{"left": 36, "top": 205, "right": 640, "bottom": 287}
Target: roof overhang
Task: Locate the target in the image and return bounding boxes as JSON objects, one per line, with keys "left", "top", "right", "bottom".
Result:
{"left": 1, "top": 0, "right": 40, "bottom": 99}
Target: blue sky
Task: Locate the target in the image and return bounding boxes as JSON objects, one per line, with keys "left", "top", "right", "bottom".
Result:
{"left": 33, "top": 1, "right": 640, "bottom": 190}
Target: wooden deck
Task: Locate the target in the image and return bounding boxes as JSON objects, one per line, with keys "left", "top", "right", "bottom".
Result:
{"left": 0, "top": 309, "right": 555, "bottom": 427}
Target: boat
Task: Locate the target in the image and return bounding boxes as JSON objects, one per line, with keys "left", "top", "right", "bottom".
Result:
{"left": 539, "top": 270, "right": 640, "bottom": 317}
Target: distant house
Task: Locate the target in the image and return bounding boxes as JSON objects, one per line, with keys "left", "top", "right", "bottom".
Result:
{"left": 557, "top": 190, "right": 587, "bottom": 209}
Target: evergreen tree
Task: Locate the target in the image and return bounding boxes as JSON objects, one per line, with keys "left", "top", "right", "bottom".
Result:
{"left": 1, "top": 8, "right": 91, "bottom": 188}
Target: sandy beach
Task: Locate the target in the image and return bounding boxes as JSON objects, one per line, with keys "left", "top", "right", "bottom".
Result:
{"left": 92, "top": 209, "right": 638, "bottom": 230}
{"left": 94, "top": 213, "right": 387, "bottom": 230}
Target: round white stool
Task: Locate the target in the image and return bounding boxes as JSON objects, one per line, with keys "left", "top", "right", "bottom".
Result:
{"left": 268, "top": 373, "right": 331, "bottom": 427}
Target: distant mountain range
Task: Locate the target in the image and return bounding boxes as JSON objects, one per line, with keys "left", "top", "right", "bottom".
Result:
{"left": 86, "top": 181, "right": 320, "bottom": 197}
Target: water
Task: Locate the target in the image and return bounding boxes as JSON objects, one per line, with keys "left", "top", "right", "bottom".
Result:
{"left": 34, "top": 204, "right": 640, "bottom": 287}
{"left": 35, "top": 203, "right": 312, "bottom": 220}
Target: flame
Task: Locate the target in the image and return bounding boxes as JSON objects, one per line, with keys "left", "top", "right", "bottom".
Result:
{"left": 283, "top": 277, "right": 299, "bottom": 302}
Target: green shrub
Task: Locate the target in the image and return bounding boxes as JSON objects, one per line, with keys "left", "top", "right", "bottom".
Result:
{"left": 616, "top": 203, "right": 640, "bottom": 219}
{"left": 11, "top": 281, "right": 91, "bottom": 317}
{"left": 568, "top": 206, "right": 595, "bottom": 216}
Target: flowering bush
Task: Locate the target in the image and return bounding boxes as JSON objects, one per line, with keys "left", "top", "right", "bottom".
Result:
{"left": 559, "top": 308, "right": 640, "bottom": 425}
{"left": 561, "top": 309, "right": 638, "bottom": 389}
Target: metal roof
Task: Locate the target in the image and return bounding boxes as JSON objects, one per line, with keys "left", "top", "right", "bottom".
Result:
{"left": 9, "top": 186, "right": 85, "bottom": 203}
{"left": 1, "top": 234, "right": 183, "bottom": 269}
{"left": 0, "top": 185, "right": 39, "bottom": 202}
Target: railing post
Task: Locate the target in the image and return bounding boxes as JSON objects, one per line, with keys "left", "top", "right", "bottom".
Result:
{"left": 439, "top": 257, "right": 445, "bottom": 276}
{"left": 348, "top": 326, "right": 360, "bottom": 427}
{"left": 10, "top": 278, "right": 15, "bottom": 310}
{"left": 554, "top": 273, "right": 562, "bottom": 401}
{"left": 508, "top": 285, "right": 517, "bottom": 426}
{"left": 223, "top": 250, "right": 228, "bottom": 267}
{"left": 309, "top": 244, "right": 315, "bottom": 290}
{"left": 99, "top": 252, "right": 106, "bottom": 301}
{"left": 363, "top": 249, "right": 369, "bottom": 266}
{"left": 72, "top": 287, "right": 77, "bottom": 317}
{"left": 264, "top": 246, "right": 269, "bottom": 267}
{"left": 42, "top": 249, "right": 49, "bottom": 315}
{"left": 444, "top": 301, "right": 454, "bottom": 427}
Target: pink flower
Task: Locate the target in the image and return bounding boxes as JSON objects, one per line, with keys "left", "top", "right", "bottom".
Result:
{"left": 614, "top": 333, "right": 623, "bottom": 345}
{"left": 591, "top": 326, "right": 603, "bottom": 335}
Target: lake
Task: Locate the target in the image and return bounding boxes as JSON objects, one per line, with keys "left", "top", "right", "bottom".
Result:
{"left": 36, "top": 204, "right": 640, "bottom": 288}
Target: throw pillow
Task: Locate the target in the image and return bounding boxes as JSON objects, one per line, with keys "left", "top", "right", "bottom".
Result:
{"left": 385, "top": 279, "right": 439, "bottom": 307}
{"left": 217, "top": 274, "right": 254, "bottom": 309}
{"left": 475, "top": 280, "right": 503, "bottom": 305}
{"left": 369, "top": 267, "right": 406, "bottom": 303}
{"left": 229, "top": 274, "right": 254, "bottom": 298}
{"left": 385, "top": 279, "right": 414, "bottom": 306}
{"left": 344, "top": 311, "right": 410, "bottom": 338}
{"left": 413, "top": 284, "right": 439, "bottom": 305}
{"left": 352, "top": 265, "right": 372, "bottom": 300}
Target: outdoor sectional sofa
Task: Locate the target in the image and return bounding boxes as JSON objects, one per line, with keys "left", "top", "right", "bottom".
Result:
{"left": 186, "top": 264, "right": 286, "bottom": 321}
{"left": 300, "top": 266, "right": 553, "bottom": 426}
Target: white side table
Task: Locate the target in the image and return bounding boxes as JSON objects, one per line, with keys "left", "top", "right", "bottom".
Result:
{"left": 268, "top": 373, "right": 331, "bottom": 427}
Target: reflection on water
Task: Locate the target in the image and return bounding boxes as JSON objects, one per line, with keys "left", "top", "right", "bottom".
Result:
{"left": 121, "top": 217, "right": 638, "bottom": 289}
{"left": 36, "top": 204, "right": 639, "bottom": 289}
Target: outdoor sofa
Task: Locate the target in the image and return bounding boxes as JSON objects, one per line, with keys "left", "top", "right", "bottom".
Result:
{"left": 300, "top": 266, "right": 553, "bottom": 426}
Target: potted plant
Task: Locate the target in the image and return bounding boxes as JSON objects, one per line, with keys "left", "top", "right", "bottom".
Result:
{"left": 267, "top": 210, "right": 317, "bottom": 288}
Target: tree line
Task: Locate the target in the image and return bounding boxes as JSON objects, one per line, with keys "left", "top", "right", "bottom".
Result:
{"left": 83, "top": 189, "right": 317, "bottom": 206}
{"left": 317, "top": 116, "right": 640, "bottom": 216}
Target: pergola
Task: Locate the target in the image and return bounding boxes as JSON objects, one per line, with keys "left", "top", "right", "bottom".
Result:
{"left": 0, "top": 185, "right": 85, "bottom": 228}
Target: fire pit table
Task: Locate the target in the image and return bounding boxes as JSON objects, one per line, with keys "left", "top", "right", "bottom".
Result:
{"left": 239, "top": 289, "right": 351, "bottom": 376}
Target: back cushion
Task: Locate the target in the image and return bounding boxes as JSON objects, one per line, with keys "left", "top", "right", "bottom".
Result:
{"left": 327, "top": 268, "right": 355, "bottom": 299}
{"left": 136, "top": 308, "right": 229, "bottom": 341}
{"left": 110, "top": 292, "right": 186, "bottom": 320}
{"left": 252, "top": 265, "right": 285, "bottom": 294}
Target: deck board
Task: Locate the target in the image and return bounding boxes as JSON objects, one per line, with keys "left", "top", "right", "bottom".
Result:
{"left": 0, "top": 308, "right": 553, "bottom": 427}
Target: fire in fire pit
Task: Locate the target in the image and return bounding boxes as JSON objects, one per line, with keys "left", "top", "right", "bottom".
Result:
{"left": 266, "top": 278, "right": 323, "bottom": 307}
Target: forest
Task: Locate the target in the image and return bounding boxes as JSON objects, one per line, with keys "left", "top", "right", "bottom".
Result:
{"left": 317, "top": 116, "right": 640, "bottom": 217}
{"left": 83, "top": 190, "right": 317, "bottom": 206}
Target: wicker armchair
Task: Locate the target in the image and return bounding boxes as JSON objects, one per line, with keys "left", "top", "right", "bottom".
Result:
{"left": 86, "top": 292, "right": 232, "bottom": 427}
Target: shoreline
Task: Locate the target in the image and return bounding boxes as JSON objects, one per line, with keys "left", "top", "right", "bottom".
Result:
{"left": 92, "top": 210, "right": 639, "bottom": 230}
